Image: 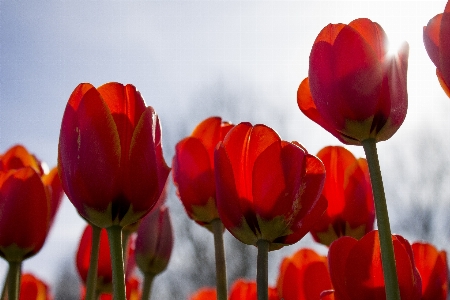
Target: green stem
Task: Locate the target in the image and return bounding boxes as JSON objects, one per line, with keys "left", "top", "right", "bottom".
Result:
{"left": 362, "top": 138, "right": 400, "bottom": 300}
{"left": 1, "top": 272, "right": 7, "bottom": 300}
{"left": 141, "top": 272, "right": 155, "bottom": 300}
{"left": 7, "top": 261, "right": 22, "bottom": 300}
{"left": 107, "top": 225, "right": 126, "bottom": 300}
{"left": 211, "top": 218, "right": 227, "bottom": 300}
{"left": 85, "top": 224, "right": 101, "bottom": 300}
{"left": 256, "top": 239, "right": 269, "bottom": 300}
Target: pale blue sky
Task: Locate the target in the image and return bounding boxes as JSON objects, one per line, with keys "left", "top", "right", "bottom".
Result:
{"left": 1, "top": 0, "right": 450, "bottom": 297}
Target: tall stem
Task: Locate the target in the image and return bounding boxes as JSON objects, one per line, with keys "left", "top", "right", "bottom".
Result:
{"left": 107, "top": 225, "right": 126, "bottom": 300}
{"left": 211, "top": 218, "right": 227, "bottom": 300}
{"left": 362, "top": 138, "right": 400, "bottom": 300}
{"left": 7, "top": 261, "right": 22, "bottom": 300}
{"left": 256, "top": 239, "right": 269, "bottom": 300}
{"left": 85, "top": 224, "right": 101, "bottom": 300}
{"left": 141, "top": 272, "right": 155, "bottom": 300}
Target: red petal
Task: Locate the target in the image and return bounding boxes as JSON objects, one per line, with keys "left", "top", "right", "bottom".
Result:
{"left": 191, "top": 116, "right": 224, "bottom": 167}
{"left": 424, "top": 14, "right": 443, "bottom": 68}
{"left": 278, "top": 153, "right": 326, "bottom": 246}
{"left": 314, "top": 23, "right": 346, "bottom": 45}
{"left": 42, "top": 167, "right": 64, "bottom": 227}
{"left": 412, "top": 242, "right": 448, "bottom": 300}
{"left": 127, "top": 107, "right": 168, "bottom": 220}
{"left": 440, "top": 6, "right": 450, "bottom": 87}
{"left": 348, "top": 18, "right": 388, "bottom": 61}
{"left": 58, "top": 85, "right": 121, "bottom": 221}
{"left": 0, "top": 145, "right": 42, "bottom": 174}
{"left": 328, "top": 236, "right": 358, "bottom": 300}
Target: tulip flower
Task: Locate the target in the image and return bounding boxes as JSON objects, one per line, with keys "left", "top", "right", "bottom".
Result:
{"left": 173, "top": 116, "right": 233, "bottom": 228}
{"left": 424, "top": 1, "right": 450, "bottom": 97}
{"left": 189, "top": 287, "right": 217, "bottom": 300}
{"left": 311, "top": 146, "right": 374, "bottom": 246}
{"left": 276, "top": 249, "right": 332, "bottom": 300}
{"left": 298, "top": 19, "right": 409, "bottom": 299}
{"left": 298, "top": 18, "right": 409, "bottom": 145}
{"left": 173, "top": 116, "right": 233, "bottom": 300}
{"left": 328, "top": 230, "right": 422, "bottom": 300}
{"left": 0, "top": 145, "right": 63, "bottom": 300}
{"left": 58, "top": 82, "right": 170, "bottom": 228}
{"left": 412, "top": 242, "right": 448, "bottom": 300}
{"left": 229, "top": 279, "right": 279, "bottom": 300}
{"left": 215, "top": 122, "right": 326, "bottom": 299}
{"left": 19, "top": 273, "right": 52, "bottom": 300}
{"left": 135, "top": 205, "right": 173, "bottom": 300}
{"left": 59, "top": 82, "right": 170, "bottom": 300}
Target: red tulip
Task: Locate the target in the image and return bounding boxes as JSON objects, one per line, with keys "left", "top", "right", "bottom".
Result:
{"left": 424, "top": 1, "right": 450, "bottom": 97}
{"left": 328, "top": 230, "right": 422, "bottom": 300}
{"left": 19, "top": 273, "right": 52, "bottom": 300}
{"left": 276, "top": 248, "right": 332, "bottom": 300}
{"left": 412, "top": 242, "right": 448, "bottom": 300}
{"left": 58, "top": 82, "right": 170, "bottom": 228}
{"left": 135, "top": 205, "right": 173, "bottom": 276}
{"left": 298, "top": 18, "right": 409, "bottom": 145}
{"left": 310, "top": 146, "right": 374, "bottom": 246}
{"left": 229, "top": 279, "right": 279, "bottom": 300}
{"left": 0, "top": 145, "right": 63, "bottom": 262}
{"left": 189, "top": 287, "right": 217, "bottom": 300}
{"left": 173, "top": 117, "right": 233, "bottom": 229}
{"left": 76, "top": 225, "right": 113, "bottom": 293}
{"left": 215, "top": 122, "right": 327, "bottom": 250}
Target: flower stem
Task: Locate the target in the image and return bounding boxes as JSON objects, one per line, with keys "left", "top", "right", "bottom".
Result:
{"left": 141, "top": 272, "right": 155, "bottom": 300}
{"left": 211, "top": 218, "right": 227, "bottom": 300}
{"left": 85, "top": 224, "right": 101, "bottom": 300}
{"left": 362, "top": 138, "right": 400, "bottom": 300}
{"left": 256, "top": 239, "right": 269, "bottom": 300}
{"left": 7, "top": 261, "right": 22, "bottom": 300}
{"left": 107, "top": 225, "right": 126, "bottom": 300}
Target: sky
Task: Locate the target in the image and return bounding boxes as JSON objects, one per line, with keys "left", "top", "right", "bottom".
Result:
{"left": 1, "top": 0, "right": 450, "bottom": 297}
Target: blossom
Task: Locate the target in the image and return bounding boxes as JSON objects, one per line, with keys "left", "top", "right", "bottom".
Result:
{"left": 189, "top": 287, "right": 217, "bottom": 300}
{"left": 298, "top": 18, "right": 409, "bottom": 145}
{"left": 328, "top": 230, "right": 422, "bottom": 300}
{"left": 173, "top": 116, "right": 233, "bottom": 229}
{"left": 424, "top": 1, "right": 450, "bottom": 97}
{"left": 135, "top": 205, "right": 173, "bottom": 276}
{"left": 310, "top": 146, "right": 374, "bottom": 246}
{"left": 214, "top": 122, "right": 326, "bottom": 250}
{"left": 0, "top": 145, "right": 63, "bottom": 262}
{"left": 58, "top": 82, "right": 170, "bottom": 228}
{"left": 276, "top": 248, "right": 332, "bottom": 300}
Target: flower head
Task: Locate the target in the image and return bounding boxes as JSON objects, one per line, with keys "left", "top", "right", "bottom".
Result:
{"left": 173, "top": 116, "right": 233, "bottom": 229}
{"left": 310, "top": 146, "right": 374, "bottom": 246}
{"left": 58, "top": 82, "right": 170, "bottom": 228}
{"left": 298, "top": 18, "right": 409, "bottom": 145}
{"left": 215, "top": 122, "right": 326, "bottom": 250}
{"left": 0, "top": 145, "right": 63, "bottom": 262}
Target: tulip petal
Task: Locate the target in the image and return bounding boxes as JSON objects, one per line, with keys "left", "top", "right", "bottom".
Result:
{"left": 215, "top": 143, "right": 255, "bottom": 245}
{"left": 424, "top": 14, "right": 443, "bottom": 68}
{"left": 59, "top": 85, "right": 121, "bottom": 219}
{"left": 297, "top": 78, "right": 349, "bottom": 144}
{"left": 440, "top": 6, "right": 450, "bottom": 89}
{"left": 191, "top": 116, "right": 224, "bottom": 167}
{"left": 348, "top": 18, "right": 388, "bottom": 61}
{"left": 412, "top": 243, "right": 448, "bottom": 300}
{"left": 328, "top": 236, "right": 357, "bottom": 300}
{"left": 127, "top": 107, "right": 169, "bottom": 223}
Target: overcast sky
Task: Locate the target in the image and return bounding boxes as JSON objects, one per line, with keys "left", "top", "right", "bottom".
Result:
{"left": 1, "top": 0, "right": 450, "bottom": 296}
